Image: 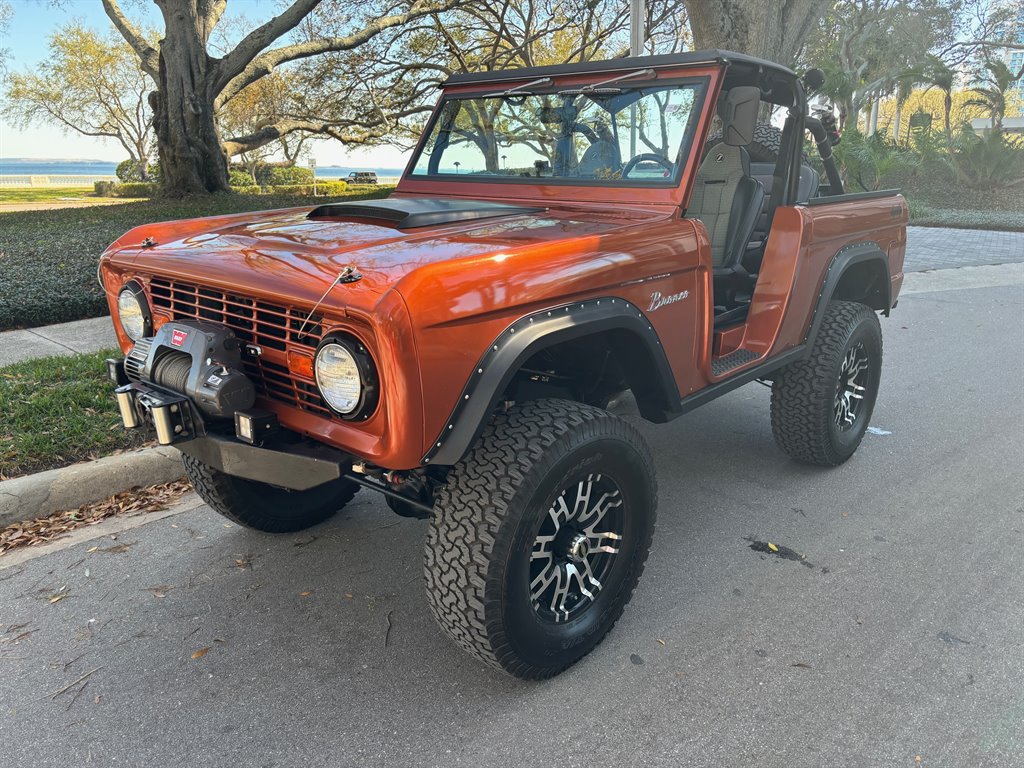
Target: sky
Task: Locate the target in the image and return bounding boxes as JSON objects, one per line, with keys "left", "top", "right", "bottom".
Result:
{"left": 0, "top": 0, "right": 411, "bottom": 168}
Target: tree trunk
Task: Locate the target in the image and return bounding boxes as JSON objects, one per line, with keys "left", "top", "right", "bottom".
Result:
{"left": 684, "top": 0, "right": 830, "bottom": 65}
{"left": 892, "top": 101, "right": 902, "bottom": 145}
{"left": 151, "top": 1, "right": 229, "bottom": 196}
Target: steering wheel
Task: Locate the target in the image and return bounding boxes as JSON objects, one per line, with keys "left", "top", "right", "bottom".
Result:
{"left": 621, "top": 153, "right": 674, "bottom": 178}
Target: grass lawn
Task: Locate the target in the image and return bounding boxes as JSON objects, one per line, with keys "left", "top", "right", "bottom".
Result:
{"left": 0, "top": 187, "right": 394, "bottom": 331}
{"left": 0, "top": 187, "right": 123, "bottom": 204}
{"left": 0, "top": 349, "right": 148, "bottom": 480}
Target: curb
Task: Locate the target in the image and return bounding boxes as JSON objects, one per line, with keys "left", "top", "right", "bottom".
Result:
{"left": 0, "top": 447, "right": 185, "bottom": 527}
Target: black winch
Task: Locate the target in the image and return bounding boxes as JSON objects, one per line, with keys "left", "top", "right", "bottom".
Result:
{"left": 123, "top": 321, "right": 256, "bottom": 420}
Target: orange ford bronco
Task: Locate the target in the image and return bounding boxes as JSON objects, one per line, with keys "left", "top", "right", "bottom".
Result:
{"left": 100, "top": 50, "right": 906, "bottom": 679}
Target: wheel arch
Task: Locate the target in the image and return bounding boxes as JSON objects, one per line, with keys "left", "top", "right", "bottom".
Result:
{"left": 422, "top": 298, "right": 680, "bottom": 466}
{"left": 805, "top": 241, "right": 891, "bottom": 351}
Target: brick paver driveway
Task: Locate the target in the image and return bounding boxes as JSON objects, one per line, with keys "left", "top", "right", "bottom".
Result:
{"left": 905, "top": 226, "right": 1024, "bottom": 272}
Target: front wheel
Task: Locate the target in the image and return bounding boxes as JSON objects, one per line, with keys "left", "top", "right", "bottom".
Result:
{"left": 182, "top": 454, "right": 359, "bottom": 532}
{"left": 424, "top": 399, "right": 657, "bottom": 679}
{"left": 770, "top": 300, "right": 883, "bottom": 466}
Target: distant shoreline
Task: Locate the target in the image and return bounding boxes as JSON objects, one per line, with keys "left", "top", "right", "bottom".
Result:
{"left": 0, "top": 160, "right": 406, "bottom": 178}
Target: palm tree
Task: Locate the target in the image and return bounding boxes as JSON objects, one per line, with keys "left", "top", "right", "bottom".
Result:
{"left": 922, "top": 56, "right": 955, "bottom": 139}
{"left": 964, "top": 60, "right": 1015, "bottom": 134}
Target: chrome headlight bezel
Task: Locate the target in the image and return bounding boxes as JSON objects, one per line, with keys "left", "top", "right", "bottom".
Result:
{"left": 117, "top": 280, "right": 151, "bottom": 341}
{"left": 314, "top": 335, "right": 379, "bottom": 420}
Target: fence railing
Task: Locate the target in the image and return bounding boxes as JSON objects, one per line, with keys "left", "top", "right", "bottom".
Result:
{"left": 0, "top": 174, "right": 118, "bottom": 187}
{"left": 0, "top": 174, "right": 403, "bottom": 188}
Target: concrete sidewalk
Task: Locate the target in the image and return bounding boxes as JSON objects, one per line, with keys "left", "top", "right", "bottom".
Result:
{"left": 1, "top": 225, "right": 1021, "bottom": 369}
{"left": 0, "top": 316, "right": 117, "bottom": 367}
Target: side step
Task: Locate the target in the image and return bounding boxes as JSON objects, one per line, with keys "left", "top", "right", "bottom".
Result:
{"left": 711, "top": 348, "right": 760, "bottom": 376}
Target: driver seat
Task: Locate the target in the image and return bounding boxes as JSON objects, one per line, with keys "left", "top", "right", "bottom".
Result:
{"left": 686, "top": 87, "right": 765, "bottom": 274}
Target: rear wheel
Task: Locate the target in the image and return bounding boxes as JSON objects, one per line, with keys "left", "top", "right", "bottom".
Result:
{"left": 424, "top": 399, "right": 657, "bottom": 679}
{"left": 770, "top": 300, "right": 883, "bottom": 466}
{"left": 182, "top": 454, "right": 359, "bottom": 532}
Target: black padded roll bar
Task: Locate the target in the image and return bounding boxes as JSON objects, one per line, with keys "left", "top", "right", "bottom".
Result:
{"left": 805, "top": 116, "right": 844, "bottom": 195}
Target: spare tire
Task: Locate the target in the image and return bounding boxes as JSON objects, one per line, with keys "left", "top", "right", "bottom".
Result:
{"left": 704, "top": 123, "right": 783, "bottom": 163}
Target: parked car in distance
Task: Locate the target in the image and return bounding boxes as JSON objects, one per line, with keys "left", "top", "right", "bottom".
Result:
{"left": 346, "top": 171, "right": 378, "bottom": 184}
{"left": 100, "top": 49, "right": 906, "bottom": 681}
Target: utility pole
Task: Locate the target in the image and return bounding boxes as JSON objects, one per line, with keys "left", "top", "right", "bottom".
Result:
{"left": 629, "top": 0, "right": 645, "bottom": 158}
{"left": 630, "top": 0, "right": 644, "bottom": 57}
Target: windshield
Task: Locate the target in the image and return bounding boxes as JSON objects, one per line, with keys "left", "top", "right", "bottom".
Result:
{"left": 409, "top": 79, "right": 706, "bottom": 186}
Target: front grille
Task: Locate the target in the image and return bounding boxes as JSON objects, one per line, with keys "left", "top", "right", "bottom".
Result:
{"left": 148, "top": 276, "right": 335, "bottom": 418}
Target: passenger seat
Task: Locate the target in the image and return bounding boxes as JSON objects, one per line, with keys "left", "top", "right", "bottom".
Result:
{"left": 686, "top": 87, "right": 765, "bottom": 277}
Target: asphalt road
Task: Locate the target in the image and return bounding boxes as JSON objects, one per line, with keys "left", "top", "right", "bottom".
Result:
{"left": 2, "top": 266, "right": 1022, "bottom": 768}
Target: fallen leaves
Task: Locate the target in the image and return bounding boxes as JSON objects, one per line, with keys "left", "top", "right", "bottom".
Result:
{"left": 299, "top": 591, "right": 312, "bottom": 597}
{"left": 0, "top": 479, "right": 191, "bottom": 555}
{"left": 767, "top": 542, "right": 779, "bottom": 553}
{"left": 191, "top": 647, "right": 210, "bottom": 660}
{"left": 144, "top": 584, "right": 174, "bottom": 599}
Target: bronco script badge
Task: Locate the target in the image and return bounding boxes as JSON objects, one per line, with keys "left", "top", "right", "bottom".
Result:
{"left": 648, "top": 290, "right": 689, "bottom": 312}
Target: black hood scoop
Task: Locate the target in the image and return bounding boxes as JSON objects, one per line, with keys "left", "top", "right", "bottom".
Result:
{"left": 307, "top": 197, "right": 545, "bottom": 229}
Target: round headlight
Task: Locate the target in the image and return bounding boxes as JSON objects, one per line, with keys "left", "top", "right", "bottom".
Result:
{"left": 117, "top": 285, "right": 148, "bottom": 341}
{"left": 315, "top": 342, "right": 363, "bottom": 415}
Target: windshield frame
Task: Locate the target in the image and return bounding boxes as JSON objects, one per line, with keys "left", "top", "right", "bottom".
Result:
{"left": 404, "top": 75, "right": 711, "bottom": 190}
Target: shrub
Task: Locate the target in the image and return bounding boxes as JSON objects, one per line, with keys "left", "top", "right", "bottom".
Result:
{"left": 834, "top": 130, "right": 914, "bottom": 191}
{"left": 229, "top": 168, "right": 256, "bottom": 186}
{"left": 113, "top": 182, "right": 158, "bottom": 198}
{"left": 93, "top": 180, "right": 116, "bottom": 196}
{"left": 319, "top": 180, "right": 348, "bottom": 196}
{"left": 230, "top": 185, "right": 262, "bottom": 195}
{"left": 267, "top": 181, "right": 348, "bottom": 196}
{"left": 946, "top": 126, "right": 1024, "bottom": 190}
{"left": 116, "top": 159, "right": 161, "bottom": 182}
{"left": 255, "top": 164, "right": 314, "bottom": 186}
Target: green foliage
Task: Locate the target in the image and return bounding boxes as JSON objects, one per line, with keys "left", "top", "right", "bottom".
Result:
{"left": 116, "top": 159, "right": 161, "bottom": 182}
{"left": 228, "top": 168, "right": 256, "bottom": 186}
{"left": 230, "top": 185, "right": 263, "bottom": 195}
{"left": 945, "top": 126, "right": 1024, "bottom": 190}
{"left": 94, "top": 180, "right": 115, "bottom": 197}
{"left": 255, "top": 164, "right": 314, "bottom": 186}
{"left": 0, "top": 349, "right": 148, "bottom": 479}
{"left": 0, "top": 187, "right": 394, "bottom": 330}
{"left": 834, "top": 130, "right": 914, "bottom": 191}
{"left": 268, "top": 181, "right": 348, "bottom": 196}
{"left": 113, "top": 182, "right": 158, "bottom": 198}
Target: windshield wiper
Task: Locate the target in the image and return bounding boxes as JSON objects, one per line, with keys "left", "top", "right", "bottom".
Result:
{"left": 558, "top": 68, "right": 656, "bottom": 95}
{"left": 483, "top": 77, "right": 553, "bottom": 98}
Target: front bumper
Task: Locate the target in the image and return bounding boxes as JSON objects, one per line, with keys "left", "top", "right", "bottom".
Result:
{"left": 109, "top": 359, "right": 352, "bottom": 491}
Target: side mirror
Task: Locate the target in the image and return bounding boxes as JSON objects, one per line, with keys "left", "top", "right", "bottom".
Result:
{"left": 803, "top": 69, "right": 826, "bottom": 95}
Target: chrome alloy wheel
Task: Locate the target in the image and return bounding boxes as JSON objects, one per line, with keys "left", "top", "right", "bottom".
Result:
{"left": 529, "top": 473, "right": 625, "bottom": 623}
{"left": 835, "top": 342, "right": 870, "bottom": 429}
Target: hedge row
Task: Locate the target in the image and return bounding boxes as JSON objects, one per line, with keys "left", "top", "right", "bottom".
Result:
{"left": 96, "top": 180, "right": 350, "bottom": 198}
{"left": 0, "top": 187, "right": 394, "bottom": 330}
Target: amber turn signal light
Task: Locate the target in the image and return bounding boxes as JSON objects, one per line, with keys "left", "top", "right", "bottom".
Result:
{"left": 287, "top": 350, "right": 315, "bottom": 379}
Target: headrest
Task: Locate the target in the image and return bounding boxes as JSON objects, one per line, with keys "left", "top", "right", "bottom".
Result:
{"left": 719, "top": 86, "right": 760, "bottom": 146}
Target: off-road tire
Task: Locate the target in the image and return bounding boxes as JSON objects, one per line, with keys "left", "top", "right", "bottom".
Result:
{"left": 424, "top": 399, "right": 657, "bottom": 679}
{"left": 182, "top": 454, "right": 359, "bottom": 533}
{"left": 705, "top": 123, "right": 783, "bottom": 163}
{"left": 770, "top": 301, "right": 883, "bottom": 466}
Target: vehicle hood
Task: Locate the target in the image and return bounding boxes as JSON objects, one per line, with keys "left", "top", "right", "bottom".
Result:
{"left": 106, "top": 200, "right": 653, "bottom": 312}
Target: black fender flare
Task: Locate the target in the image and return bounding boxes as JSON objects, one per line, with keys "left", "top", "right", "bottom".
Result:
{"left": 804, "top": 241, "right": 892, "bottom": 351}
{"left": 422, "top": 297, "right": 680, "bottom": 466}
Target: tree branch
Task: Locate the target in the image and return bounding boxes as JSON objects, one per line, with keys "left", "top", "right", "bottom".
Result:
{"left": 215, "top": 0, "right": 324, "bottom": 94}
{"left": 101, "top": 0, "right": 159, "bottom": 79}
{"left": 216, "top": 1, "right": 461, "bottom": 106}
